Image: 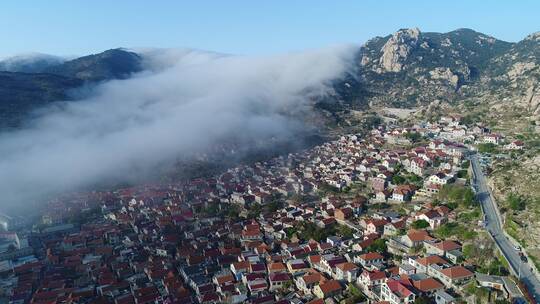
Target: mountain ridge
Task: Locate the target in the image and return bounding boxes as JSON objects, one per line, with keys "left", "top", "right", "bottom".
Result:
{"left": 346, "top": 27, "right": 540, "bottom": 118}
{"left": 0, "top": 48, "right": 143, "bottom": 130}
{"left": 43, "top": 48, "right": 142, "bottom": 81}
{"left": 0, "top": 53, "right": 66, "bottom": 73}
{"left": 0, "top": 28, "right": 539, "bottom": 131}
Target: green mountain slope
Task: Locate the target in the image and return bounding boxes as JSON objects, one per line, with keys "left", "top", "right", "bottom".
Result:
{"left": 0, "top": 49, "right": 142, "bottom": 130}
{"left": 44, "top": 48, "right": 142, "bottom": 81}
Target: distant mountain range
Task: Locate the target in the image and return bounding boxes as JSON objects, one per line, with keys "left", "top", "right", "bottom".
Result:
{"left": 318, "top": 28, "right": 540, "bottom": 129}
{"left": 0, "top": 53, "right": 65, "bottom": 73}
{"left": 355, "top": 28, "right": 539, "bottom": 106}
{"left": 0, "top": 49, "right": 142, "bottom": 129}
{"left": 1, "top": 28, "right": 539, "bottom": 131}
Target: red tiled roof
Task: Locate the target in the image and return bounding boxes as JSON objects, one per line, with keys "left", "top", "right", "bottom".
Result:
{"left": 318, "top": 279, "right": 342, "bottom": 294}
{"left": 367, "top": 219, "right": 389, "bottom": 227}
{"left": 363, "top": 270, "right": 386, "bottom": 281}
{"left": 415, "top": 255, "right": 448, "bottom": 266}
{"left": 386, "top": 279, "right": 414, "bottom": 298}
{"left": 434, "top": 240, "right": 461, "bottom": 251}
{"left": 336, "top": 262, "right": 358, "bottom": 271}
{"left": 231, "top": 261, "right": 250, "bottom": 270}
{"left": 440, "top": 266, "right": 473, "bottom": 279}
{"left": 268, "top": 262, "right": 286, "bottom": 271}
{"left": 269, "top": 272, "right": 290, "bottom": 282}
{"left": 309, "top": 255, "right": 322, "bottom": 264}
{"left": 302, "top": 272, "right": 326, "bottom": 285}
{"left": 360, "top": 252, "right": 384, "bottom": 261}
{"left": 411, "top": 277, "right": 444, "bottom": 292}
{"left": 406, "top": 230, "right": 433, "bottom": 242}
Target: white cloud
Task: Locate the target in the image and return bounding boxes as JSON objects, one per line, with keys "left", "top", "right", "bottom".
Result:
{"left": 0, "top": 45, "right": 357, "bottom": 212}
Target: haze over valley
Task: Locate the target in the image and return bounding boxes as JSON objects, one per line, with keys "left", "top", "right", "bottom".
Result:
{"left": 2, "top": 27, "right": 539, "bottom": 214}
{"left": 1, "top": 2, "right": 539, "bottom": 303}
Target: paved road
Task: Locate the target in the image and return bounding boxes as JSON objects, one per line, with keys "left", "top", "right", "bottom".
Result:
{"left": 471, "top": 153, "right": 540, "bottom": 300}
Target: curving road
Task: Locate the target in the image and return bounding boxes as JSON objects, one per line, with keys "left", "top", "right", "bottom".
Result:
{"left": 471, "top": 153, "right": 540, "bottom": 300}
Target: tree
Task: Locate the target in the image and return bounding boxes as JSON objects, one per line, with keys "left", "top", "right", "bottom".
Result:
{"left": 247, "top": 203, "right": 262, "bottom": 219}
{"left": 435, "top": 222, "right": 459, "bottom": 238}
{"left": 203, "top": 204, "right": 219, "bottom": 216}
{"left": 462, "top": 244, "right": 474, "bottom": 259}
{"left": 474, "top": 286, "right": 490, "bottom": 301}
{"left": 405, "top": 132, "right": 422, "bottom": 143}
{"left": 226, "top": 205, "right": 241, "bottom": 220}
{"left": 366, "top": 239, "right": 387, "bottom": 253}
{"left": 299, "top": 222, "right": 336, "bottom": 242}
{"left": 414, "top": 296, "right": 430, "bottom": 304}
{"left": 462, "top": 229, "right": 478, "bottom": 240}
{"left": 448, "top": 186, "right": 464, "bottom": 202}
{"left": 318, "top": 182, "right": 340, "bottom": 195}
{"left": 462, "top": 188, "right": 476, "bottom": 207}
{"left": 478, "top": 143, "right": 497, "bottom": 153}
{"left": 457, "top": 169, "right": 469, "bottom": 179}
{"left": 282, "top": 280, "right": 292, "bottom": 290}
{"left": 347, "top": 283, "right": 365, "bottom": 302}
{"left": 285, "top": 227, "right": 297, "bottom": 238}
{"left": 507, "top": 192, "right": 525, "bottom": 211}
{"left": 267, "top": 200, "right": 284, "bottom": 212}
{"left": 435, "top": 222, "right": 477, "bottom": 240}
{"left": 407, "top": 174, "right": 423, "bottom": 184}
{"left": 439, "top": 184, "right": 476, "bottom": 208}
{"left": 392, "top": 174, "right": 406, "bottom": 185}
{"left": 362, "top": 114, "right": 383, "bottom": 130}
{"left": 411, "top": 219, "right": 430, "bottom": 229}
{"left": 446, "top": 202, "right": 458, "bottom": 210}
{"left": 337, "top": 225, "right": 354, "bottom": 238}
{"left": 480, "top": 258, "right": 508, "bottom": 276}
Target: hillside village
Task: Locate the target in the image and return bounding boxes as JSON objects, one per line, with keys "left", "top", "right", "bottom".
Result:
{"left": 0, "top": 116, "right": 534, "bottom": 304}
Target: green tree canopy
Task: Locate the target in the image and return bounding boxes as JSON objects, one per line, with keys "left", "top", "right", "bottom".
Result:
{"left": 411, "top": 219, "right": 430, "bottom": 229}
{"left": 405, "top": 132, "right": 422, "bottom": 143}
{"left": 478, "top": 143, "right": 497, "bottom": 153}
{"left": 366, "top": 239, "right": 387, "bottom": 253}
{"left": 392, "top": 174, "right": 406, "bottom": 185}
{"left": 507, "top": 192, "right": 526, "bottom": 211}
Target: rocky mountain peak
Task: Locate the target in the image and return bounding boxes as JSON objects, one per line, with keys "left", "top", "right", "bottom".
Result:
{"left": 378, "top": 28, "right": 421, "bottom": 72}
{"left": 524, "top": 31, "right": 540, "bottom": 42}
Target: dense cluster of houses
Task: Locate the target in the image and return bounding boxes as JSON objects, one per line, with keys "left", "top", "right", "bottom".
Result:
{"left": 0, "top": 117, "right": 525, "bottom": 304}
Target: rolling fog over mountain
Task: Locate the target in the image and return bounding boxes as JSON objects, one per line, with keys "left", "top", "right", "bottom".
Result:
{"left": 4, "top": 1, "right": 540, "bottom": 301}
{"left": 1, "top": 27, "right": 539, "bottom": 215}
{"left": 0, "top": 45, "right": 357, "bottom": 213}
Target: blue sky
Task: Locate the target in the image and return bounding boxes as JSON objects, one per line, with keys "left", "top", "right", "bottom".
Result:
{"left": 1, "top": 0, "right": 539, "bottom": 58}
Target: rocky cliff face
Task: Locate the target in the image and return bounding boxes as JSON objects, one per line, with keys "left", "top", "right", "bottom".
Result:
{"left": 378, "top": 28, "right": 420, "bottom": 72}
{"left": 525, "top": 86, "right": 540, "bottom": 117}
{"left": 480, "top": 31, "right": 540, "bottom": 120}
{"left": 346, "top": 28, "right": 540, "bottom": 125}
